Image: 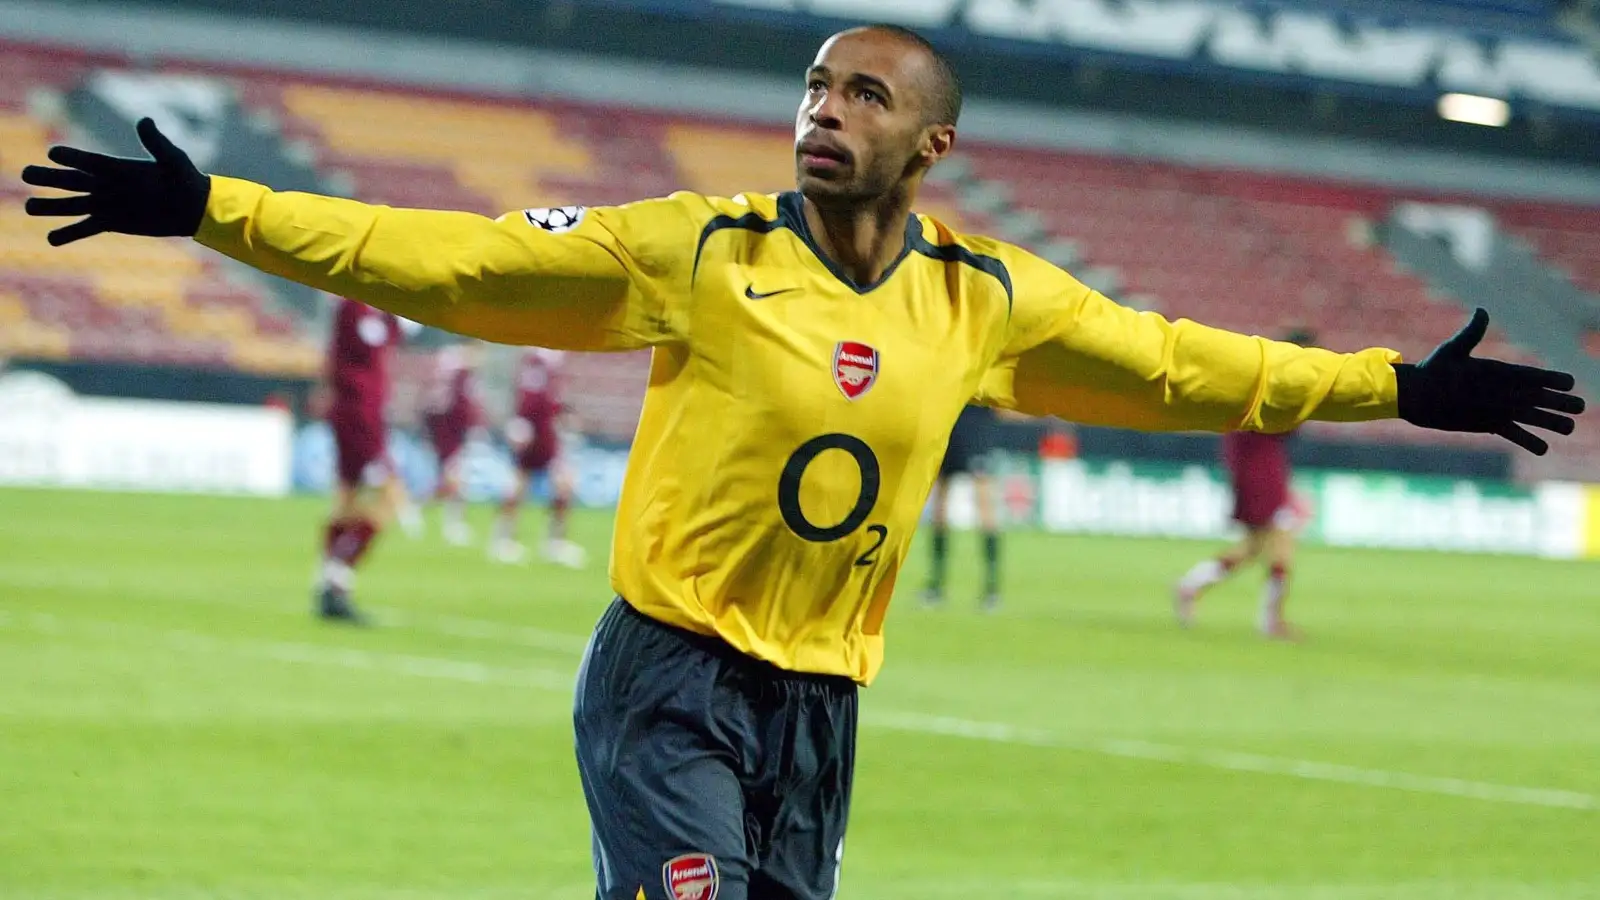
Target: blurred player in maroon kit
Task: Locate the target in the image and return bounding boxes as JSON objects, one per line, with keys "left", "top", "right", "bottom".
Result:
{"left": 489, "top": 347, "right": 586, "bottom": 568}
{"left": 1174, "top": 329, "right": 1318, "bottom": 639}
{"left": 422, "top": 342, "right": 484, "bottom": 546}
{"left": 314, "top": 296, "right": 416, "bottom": 623}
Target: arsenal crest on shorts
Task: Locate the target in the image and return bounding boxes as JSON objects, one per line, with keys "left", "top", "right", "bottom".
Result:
{"left": 663, "top": 853, "right": 719, "bottom": 900}
{"left": 832, "top": 341, "right": 879, "bottom": 400}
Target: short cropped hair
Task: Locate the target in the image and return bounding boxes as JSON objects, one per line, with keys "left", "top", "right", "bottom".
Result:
{"left": 862, "top": 24, "right": 963, "bottom": 127}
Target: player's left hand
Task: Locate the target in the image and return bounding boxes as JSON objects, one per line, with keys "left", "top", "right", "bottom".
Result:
{"left": 1394, "top": 308, "right": 1585, "bottom": 455}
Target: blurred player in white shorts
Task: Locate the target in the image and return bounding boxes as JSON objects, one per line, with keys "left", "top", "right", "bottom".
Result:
{"left": 489, "top": 348, "right": 586, "bottom": 568}
{"left": 421, "top": 342, "right": 484, "bottom": 546}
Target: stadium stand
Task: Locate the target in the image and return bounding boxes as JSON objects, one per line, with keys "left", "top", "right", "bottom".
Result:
{"left": 0, "top": 44, "right": 320, "bottom": 375}
{"left": 1498, "top": 203, "right": 1600, "bottom": 298}
{"left": 5, "top": 39, "right": 1598, "bottom": 470}
{"left": 958, "top": 148, "right": 1573, "bottom": 453}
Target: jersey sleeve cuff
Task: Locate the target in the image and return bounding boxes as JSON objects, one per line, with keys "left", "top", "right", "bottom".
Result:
{"left": 194, "top": 175, "right": 272, "bottom": 253}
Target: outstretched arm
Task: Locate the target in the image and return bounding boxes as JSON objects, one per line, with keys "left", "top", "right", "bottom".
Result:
{"left": 193, "top": 179, "right": 667, "bottom": 349}
{"left": 978, "top": 247, "right": 1582, "bottom": 454}
{"left": 22, "top": 118, "right": 689, "bottom": 351}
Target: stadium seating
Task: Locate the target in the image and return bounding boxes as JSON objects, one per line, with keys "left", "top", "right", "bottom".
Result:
{"left": 1495, "top": 202, "right": 1600, "bottom": 298}
{"left": 3, "top": 40, "right": 1596, "bottom": 474}
{"left": 0, "top": 43, "right": 320, "bottom": 375}
{"left": 959, "top": 146, "right": 1561, "bottom": 452}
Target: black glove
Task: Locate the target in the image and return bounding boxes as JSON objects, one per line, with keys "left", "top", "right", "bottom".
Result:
{"left": 1394, "top": 308, "right": 1584, "bottom": 455}
{"left": 20, "top": 117, "right": 209, "bottom": 246}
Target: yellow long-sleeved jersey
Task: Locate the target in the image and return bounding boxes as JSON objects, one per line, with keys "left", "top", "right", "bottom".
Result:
{"left": 198, "top": 177, "right": 1400, "bottom": 683}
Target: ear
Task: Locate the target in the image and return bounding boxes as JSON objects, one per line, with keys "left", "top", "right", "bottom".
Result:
{"left": 922, "top": 124, "right": 956, "bottom": 167}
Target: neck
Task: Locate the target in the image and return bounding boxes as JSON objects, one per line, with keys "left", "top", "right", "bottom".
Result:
{"left": 800, "top": 185, "right": 916, "bottom": 287}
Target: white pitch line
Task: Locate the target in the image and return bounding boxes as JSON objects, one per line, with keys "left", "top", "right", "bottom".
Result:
{"left": 2, "top": 610, "right": 576, "bottom": 692}
{"left": 375, "top": 608, "right": 590, "bottom": 654}
{"left": 0, "top": 564, "right": 590, "bottom": 654}
{"left": 4, "top": 610, "right": 1595, "bottom": 812}
{"left": 855, "top": 876, "right": 1600, "bottom": 900}
{"left": 872, "top": 712, "right": 1599, "bottom": 811}
{"left": 0, "top": 569, "right": 117, "bottom": 592}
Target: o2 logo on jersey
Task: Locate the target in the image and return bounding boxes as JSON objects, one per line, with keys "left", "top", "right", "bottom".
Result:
{"left": 663, "top": 853, "right": 719, "bottom": 900}
{"left": 522, "top": 205, "right": 586, "bottom": 233}
{"left": 832, "top": 341, "right": 879, "bottom": 400}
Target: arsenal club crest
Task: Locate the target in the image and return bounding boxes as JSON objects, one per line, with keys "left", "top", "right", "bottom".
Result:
{"left": 663, "top": 853, "right": 719, "bottom": 900}
{"left": 832, "top": 341, "right": 879, "bottom": 400}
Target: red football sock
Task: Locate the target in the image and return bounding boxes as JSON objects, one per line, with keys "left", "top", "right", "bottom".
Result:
{"left": 500, "top": 490, "right": 521, "bottom": 517}
{"left": 324, "top": 520, "right": 348, "bottom": 558}
{"left": 331, "top": 518, "right": 380, "bottom": 567}
{"left": 549, "top": 494, "right": 570, "bottom": 541}
{"left": 1263, "top": 563, "right": 1290, "bottom": 621}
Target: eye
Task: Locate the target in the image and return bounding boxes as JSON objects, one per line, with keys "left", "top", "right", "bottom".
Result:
{"left": 807, "top": 79, "right": 826, "bottom": 93}
{"left": 860, "top": 88, "right": 884, "bottom": 105}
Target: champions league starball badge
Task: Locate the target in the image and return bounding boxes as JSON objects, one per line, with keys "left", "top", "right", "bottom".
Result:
{"left": 521, "top": 205, "right": 587, "bottom": 233}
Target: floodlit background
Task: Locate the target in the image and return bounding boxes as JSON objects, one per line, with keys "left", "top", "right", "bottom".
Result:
{"left": 0, "top": 1, "right": 1597, "bottom": 897}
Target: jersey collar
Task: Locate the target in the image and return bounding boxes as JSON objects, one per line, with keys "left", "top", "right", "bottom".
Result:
{"left": 777, "top": 192, "right": 918, "bottom": 296}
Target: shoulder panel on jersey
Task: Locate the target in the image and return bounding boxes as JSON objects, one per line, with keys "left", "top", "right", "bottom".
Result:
{"left": 690, "top": 193, "right": 793, "bottom": 284}
{"left": 907, "top": 222, "right": 1015, "bottom": 314}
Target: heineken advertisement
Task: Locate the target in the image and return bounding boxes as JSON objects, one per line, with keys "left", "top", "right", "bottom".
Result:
{"left": 936, "top": 453, "right": 1596, "bottom": 559}
{"left": 1023, "top": 458, "right": 1593, "bottom": 559}
{"left": 1036, "top": 458, "right": 1229, "bottom": 541}
{"left": 284, "top": 427, "right": 1599, "bottom": 559}
{"left": 1314, "top": 472, "right": 1574, "bottom": 556}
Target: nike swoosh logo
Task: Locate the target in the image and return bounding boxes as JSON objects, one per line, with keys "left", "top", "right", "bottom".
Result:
{"left": 745, "top": 285, "right": 797, "bottom": 300}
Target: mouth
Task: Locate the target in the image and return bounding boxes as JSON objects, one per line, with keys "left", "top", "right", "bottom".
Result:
{"left": 797, "top": 137, "right": 851, "bottom": 173}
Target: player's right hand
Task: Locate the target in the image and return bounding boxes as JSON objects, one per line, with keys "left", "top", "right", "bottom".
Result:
{"left": 21, "top": 117, "right": 210, "bottom": 246}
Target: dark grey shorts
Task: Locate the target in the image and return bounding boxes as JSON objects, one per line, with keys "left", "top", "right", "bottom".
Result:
{"left": 939, "top": 405, "right": 998, "bottom": 477}
{"left": 574, "top": 598, "right": 858, "bottom": 900}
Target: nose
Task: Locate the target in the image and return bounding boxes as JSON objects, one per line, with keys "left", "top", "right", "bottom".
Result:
{"left": 808, "top": 90, "right": 843, "bottom": 130}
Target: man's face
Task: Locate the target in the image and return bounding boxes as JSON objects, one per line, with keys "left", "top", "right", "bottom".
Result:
{"left": 794, "top": 30, "right": 943, "bottom": 208}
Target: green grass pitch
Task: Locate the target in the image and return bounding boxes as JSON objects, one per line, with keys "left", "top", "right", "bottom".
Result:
{"left": 1, "top": 487, "right": 1597, "bottom": 899}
